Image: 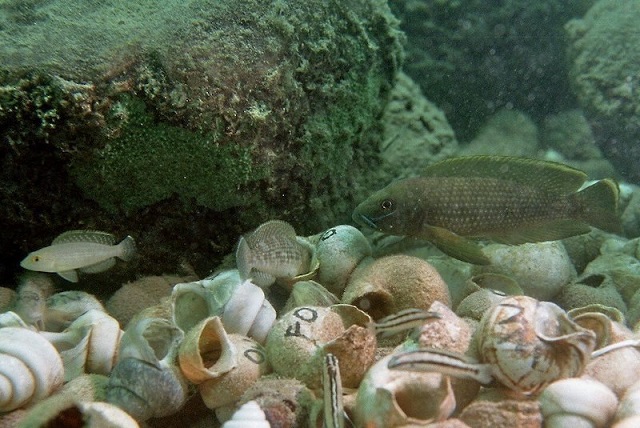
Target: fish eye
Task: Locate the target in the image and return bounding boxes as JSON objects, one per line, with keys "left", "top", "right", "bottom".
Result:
{"left": 381, "top": 199, "right": 393, "bottom": 211}
{"left": 33, "top": 256, "right": 40, "bottom": 263}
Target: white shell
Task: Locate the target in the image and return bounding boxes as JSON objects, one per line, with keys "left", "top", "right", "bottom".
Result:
{"left": 0, "top": 327, "right": 64, "bottom": 412}
{"left": 477, "top": 296, "right": 596, "bottom": 396}
{"left": 539, "top": 378, "right": 618, "bottom": 428}
{"left": 172, "top": 270, "right": 276, "bottom": 344}
{"left": 354, "top": 353, "right": 455, "bottom": 427}
{"left": 222, "top": 400, "right": 270, "bottom": 428}
{"left": 40, "top": 309, "right": 122, "bottom": 381}
{"left": 45, "top": 290, "right": 105, "bottom": 331}
{"left": 314, "top": 225, "right": 371, "bottom": 297}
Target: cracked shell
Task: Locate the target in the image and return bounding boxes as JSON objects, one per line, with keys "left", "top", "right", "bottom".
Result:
{"left": 477, "top": 295, "right": 596, "bottom": 396}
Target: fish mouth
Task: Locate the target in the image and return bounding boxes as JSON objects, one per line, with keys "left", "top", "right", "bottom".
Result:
{"left": 353, "top": 213, "right": 379, "bottom": 229}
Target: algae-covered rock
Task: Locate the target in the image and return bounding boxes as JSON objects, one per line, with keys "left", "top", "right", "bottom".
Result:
{"left": 391, "top": 0, "right": 594, "bottom": 140}
{"left": 0, "top": 0, "right": 403, "bottom": 279}
{"left": 378, "top": 72, "right": 458, "bottom": 181}
{"left": 566, "top": 0, "right": 640, "bottom": 183}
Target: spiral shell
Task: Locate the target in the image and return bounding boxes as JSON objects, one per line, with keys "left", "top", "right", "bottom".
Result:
{"left": 222, "top": 400, "right": 270, "bottom": 428}
{"left": 40, "top": 309, "right": 122, "bottom": 381}
{"left": 477, "top": 295, "right": 596, "bottom": 396}
{"left": 172, "top": 270, "right": 276, "bottom": 343}
{"left": 0, "top": 327, "right": 64, "bottom": 412}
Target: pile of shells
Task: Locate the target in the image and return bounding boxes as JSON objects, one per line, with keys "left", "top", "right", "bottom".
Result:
{"left": 3, "top": 221, "right": 640, "bottom": 427}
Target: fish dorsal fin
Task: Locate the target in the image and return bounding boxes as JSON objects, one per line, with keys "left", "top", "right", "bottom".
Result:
{"left": 52, "top": 230, "right": 116, "bottom": 246}
{"left": 423, "top": 156, "right": 588, "bottom": 195}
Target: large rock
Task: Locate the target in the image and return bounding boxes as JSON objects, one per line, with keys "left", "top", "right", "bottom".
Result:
{"left": 566, "top": 0, "right": 640, "bottom": 183}
{"left": 0, "top": 0, "right": 403, "bottom": 283}
{"left": 390, "top": 0, "right": 594, "bottom": 140}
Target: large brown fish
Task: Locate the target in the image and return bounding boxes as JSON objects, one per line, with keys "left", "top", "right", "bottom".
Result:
{"left": 352, "top": 156, "right": 620, "bottom": 265}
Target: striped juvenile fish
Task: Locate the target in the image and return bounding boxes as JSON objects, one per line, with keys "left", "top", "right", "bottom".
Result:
{"left": 20, "top": 230, "right": 135, "bottom": 283}
{"left": 388, "top": 348, "right": 493, "bottom": 385}
{"left": 370, "top": 308, "right": 441, "bottom": 339}
{"left": 353, "top": 156, "right": 620, "bottom": 265}
{"left": 323, "top": 353, "right": 344, "bottom": 428}
{"left": 236, "top": 220, "right": 311, "bottom": 286}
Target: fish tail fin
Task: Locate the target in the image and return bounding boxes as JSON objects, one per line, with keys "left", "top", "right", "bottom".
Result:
{"left": 235, "top": 236, "right": 253, "bottom": 280}
{"left": 117, "top": 236, "right": 137, "bottom": 261}
{"left": 573, "top": 178, "right": 621, "bottom": 233}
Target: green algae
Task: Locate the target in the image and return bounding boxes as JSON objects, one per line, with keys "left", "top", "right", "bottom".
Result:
{"left": 72, "top": 96, "right": 265, "bottom": 214}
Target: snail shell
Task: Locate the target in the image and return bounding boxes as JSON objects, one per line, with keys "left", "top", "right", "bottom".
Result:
{"left": 172, "top": 270, "right": 276, "bottom": 344}
{"left": 0, "top": 327, "right": 64, "bottom": 412}
{"left": 266, "top": 304, "right": 375, "bottom": 389}
{"left": 222, "top": 400, "right": 270, "bottom": 428}
{"left": 106, "top": 357, "right": 190, "bottom": 421}
{"left": 40, "top": 309, "right": 122, "bottom": 381}
{"left": 477, "top": 295, "right": 596, "bottom": 396}
{"left": 106, "top": 303, "right": 190, "bottom": 421}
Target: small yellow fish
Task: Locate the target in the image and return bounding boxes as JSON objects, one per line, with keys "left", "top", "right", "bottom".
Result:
{"left": 353, "top": 156, "right": 620, "bottom": 265}
{"left": 236, "top": 220, "right": 311, "bottom": 286}
{"left": 20, "top": 230, "right": 136, "bottom": 282}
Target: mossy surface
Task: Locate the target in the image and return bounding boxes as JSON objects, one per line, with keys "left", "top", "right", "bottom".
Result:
{"left": 0, "top": 0, "right": 403, "bottom": 280}
{"left": 72, "top": 96, "right": 264, "bottom": 214}
{"left": 565, "top": 0, "right": 640, "bottom": 182}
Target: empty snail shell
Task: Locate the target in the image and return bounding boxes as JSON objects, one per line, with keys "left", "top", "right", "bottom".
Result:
{"left": 172, "top": 270, "right": 276, "bottom": 344}
{"left": 222, "top": 400, "right": 270, "bottom": 428}
{"left": 40, "top": 309, "right": 122, "bottom": 381}
{"left": 477, "top": 295, "right": 596, "bottom": 396}
{"left": 539, "top": 378, "right": 618, "bottom": 428}
{"left": 266, "top": 304, "right": 375, "bottom": 389}
{"left": 313, "top": 225, "right": 372, "bottom": 297}
{"left": 0, "top": 327, "right": 64, "bottom": 412}
{"left": 106, "top": 303, "right": 190, "bottom": 421}
{"left": 45, "top": 290, "right": 105, "bottom": 331}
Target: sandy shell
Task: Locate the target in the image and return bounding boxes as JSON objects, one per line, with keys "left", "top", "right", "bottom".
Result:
{"left": 458, "top": 387, "right": 542, "bottom": 428}
{"left": 0, "top": 327, "right": 64, "bottom": 412}
{"left": 178, "top": 316, "right": 238, "bottom": 384}
{"left": 197, "top": 334, "right": 271, "bottom": 410}
{"left": 342, "top": 255, "right": 451, "bottom": 320}
{"left": 477, "top": 295, "right": 596, "bottom": 396}
{"left": 265, "top": 304, "right": 375, "bottom": 389}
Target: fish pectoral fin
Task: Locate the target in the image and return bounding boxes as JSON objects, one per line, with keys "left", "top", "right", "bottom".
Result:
{"left": 58, "top": 270, "right": 79, "bottom": 282}
{"left": 422, "top": 226, "right": 491, "bottom": 265}
{"left": 80, "top": 258, "right": 116, "bottom": 273}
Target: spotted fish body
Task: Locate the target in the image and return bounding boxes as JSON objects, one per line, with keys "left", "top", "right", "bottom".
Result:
{"left": 20, "top": 230, "right": 136, "bottom": 282}
{"left": 236, "top": 220, "right": 310, "bottom": 286}
{"left": 353, "top": 156, "right": 620, "bottom": 264}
